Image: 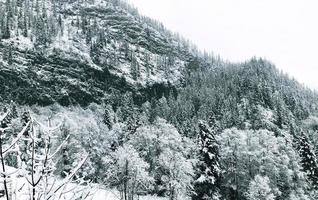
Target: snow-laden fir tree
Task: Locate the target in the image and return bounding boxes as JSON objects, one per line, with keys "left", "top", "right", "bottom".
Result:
{"left": 298, "top": 131, "right": 318, "bottom": 187}
{"left": 193, "top": 120, "right": 221, "bottom": 200}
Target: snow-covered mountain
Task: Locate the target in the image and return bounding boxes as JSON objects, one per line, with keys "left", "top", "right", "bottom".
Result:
{"left": 0, "top": 0, "right": 211, "bottom": 106}
{"left": 1, "top": 1, "right": 318, "bottom": 200}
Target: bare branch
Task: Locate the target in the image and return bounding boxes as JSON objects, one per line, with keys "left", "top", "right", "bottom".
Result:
{"left": 46, "top": 155, "right": 89, "bottom": 200}
{"left": 3, "top": 121, "right": 31, "bottom": 155}
{"left": 0, "top": 111, "right": 9, "bottom": 123}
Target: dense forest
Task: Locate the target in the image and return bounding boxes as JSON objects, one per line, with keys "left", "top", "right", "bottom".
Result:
{"left": 0, "top": 0, "right": 318, "bottom": 200}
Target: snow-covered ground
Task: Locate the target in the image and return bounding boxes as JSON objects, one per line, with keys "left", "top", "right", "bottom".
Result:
{"left": 0, "top": 180, "right": 166, "bottom": 200}
{"left": 0, "top": 166, "right": 166, "bottom": 200}
{"left": 92, "top": 189, "right": 166, "bottom": 200}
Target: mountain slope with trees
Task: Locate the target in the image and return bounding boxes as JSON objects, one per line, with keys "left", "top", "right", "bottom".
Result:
{"left": 1, "top": 0, "right": 318, "bottom": 200}
{"left": 0, "top": 0, "right": 213, "bottom": 106}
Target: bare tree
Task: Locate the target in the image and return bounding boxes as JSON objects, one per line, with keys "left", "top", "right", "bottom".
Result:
{"left": 20, "top": 115, "right": 92, "bottom": 200}
{"left": 0, "top": 109, "right": 30, "bottom": 200}
{"left": 0, "top": 109, "right": 93, "bottom": 200}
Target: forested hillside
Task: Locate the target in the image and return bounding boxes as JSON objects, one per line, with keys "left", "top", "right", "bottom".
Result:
{"left": 1, "top": 0, "right": 318, "bottom": 200}
{"left": 0, "top": 0, "right": 212, "bottom": 106}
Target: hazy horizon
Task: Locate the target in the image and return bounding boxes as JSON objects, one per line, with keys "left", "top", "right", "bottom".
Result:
{"left": 130, "top": 0, "right": 318, "bottom": 90}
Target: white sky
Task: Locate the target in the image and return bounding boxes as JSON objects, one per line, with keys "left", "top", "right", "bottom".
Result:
{"left": 129, "top": 0, "right": 318, "bottom": 90}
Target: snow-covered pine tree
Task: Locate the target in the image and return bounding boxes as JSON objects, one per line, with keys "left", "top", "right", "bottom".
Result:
{"left": 2, "top": 0, "right": 11, "bottom": 39}
{"left": 58, "top": 120, "right": 72, "bottom": 177}
{"left": 193, "top": 120, "right": 221, "bottom": 200}
{"left": 126, "top": 111, "right": 142, "bottom": 135}
{"left": 103, "top": 104, "right": 114, "bottom": 130}
{"left": 298, "top": 131, "right": 318, "bottom": 188}
{"left": 131, "top": 52, "right": 140, "bottom": 81}
{"left": 19, "top": 111, "right": 31, "bottom": 168}
{"left": 6, "top": 44, "right": 13, "bottom": 65}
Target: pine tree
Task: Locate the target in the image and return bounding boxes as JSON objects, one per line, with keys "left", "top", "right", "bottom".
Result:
{"left": 148, "top": 98, "right": 158, "bottom": 123}
{"left": 126, "top": 112, "right": 142, "bottom": 135}
{"left": 298, "top": 132, "right": 318, "bottom": 187}
{"left": 20, "top": 111, "right": 31, "bottom": 166}
{"left": 6, "top": 44, "right": 13, "bottom": 65}
{"left": 17, "top": 7, "right": 23, "bottom": 30}
{"left": 144, "top": 52, "right": 151, "bottom": 77}
{"left": 59, "top": 120, "right": 72, "bottom": 177}
{"left": 58, "top": 14, "right": 63, "bottom": 34}
{"left": 34, "top": 16, "right": 47, "bottom": 46}
{"left": 131, "top": 52, "right": 140, "bottom": 80}
{"left": 86, "top": 25, "right": 92, "bottom": 44}
{"left": 2, "top": 14, "right": 11, "bottom": 39}
{"left": 5, "top": 0, "right": 12, "bottom": 18}
{"left": 81, "top": 14, "right": 88, "bottom": 34}
{"left": 193, "top": 120, "right": 221, "bottom": 200}
{"left": 103, "top": 104, "right": 114, "bottom": 129}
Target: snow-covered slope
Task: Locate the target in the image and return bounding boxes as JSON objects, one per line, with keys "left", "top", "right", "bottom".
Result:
{"left": 0, "top": 0, "right": 209, "bottom": 106}
{"left": 0, "top": 173, "right": 166, "bottom": 200}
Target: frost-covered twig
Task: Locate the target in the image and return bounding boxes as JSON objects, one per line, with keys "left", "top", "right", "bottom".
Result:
{"left": 0, "top": 111, "right": 9, "bottom": 123}
{"left": 0, "top": 110, "right": 30, "bottom": 200}
{"left": 46, "top": 155, "right": 89, "bottom": 200}
{"left": 3, "top": 121, "right": 31, "bottom": 156}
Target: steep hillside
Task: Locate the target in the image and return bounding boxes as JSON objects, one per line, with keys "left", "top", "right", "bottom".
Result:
{"left": 0, "top": 0, "right": 211, "bottom": 106}
{"left": 1, "top": 1, "right": 318, "bottom": 200}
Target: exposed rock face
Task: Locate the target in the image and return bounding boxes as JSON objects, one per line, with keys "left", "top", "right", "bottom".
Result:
{"left": 0, "top": 0, "right": 207, "bottom": 106}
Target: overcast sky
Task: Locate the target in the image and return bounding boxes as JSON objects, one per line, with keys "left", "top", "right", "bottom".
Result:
{"left": 129, "top": 0, "right": 318, "bottom": 90}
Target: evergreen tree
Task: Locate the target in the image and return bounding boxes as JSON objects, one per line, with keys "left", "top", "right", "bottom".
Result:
{"left": 86, "top": 25, "right": 92, "bottom": 44}
{"left": 193, "top": 120, "right": 221, "bottom": 200}
{"left": 144, "top": 52, "right": 151, "bottom": 77}
{"left": 103, "top": 104, "right": 114, "bottom": 129}
{"left": 298, "top": 132, "right": 318, "bottom": 187}
{"left": 59, "top": 120, "right": 72, "bottom": 177}
{"left": 22, "top": 9, "right": 28, "bottom": 37}
{"left": 34, "top": 16, "right": 47, "bottom": 46}
{"left": 2, "top": 14, "right": 11, "bottom": 39}
{"left": 6, "top": 44, "right": 13, "bottom": 65}
{"left": 148, "top": 98, "right": 158, "bottom": 123}
{"left": 5, "top": 0, "right": 12, "bottom": 18}
{"left": 58, "top": 14, "right": 63, "bottom": 34}
{"left": 126, "top": 112, "right": 142, "bottom": 135}
{"left": 17, "top": 6, "right": 23, "bottom": 31}
{"left": 131, "top": 53, "right": 140, "bottom": 80}
{"left": 20, "top": 111, "right": 31, "bottom": 169}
